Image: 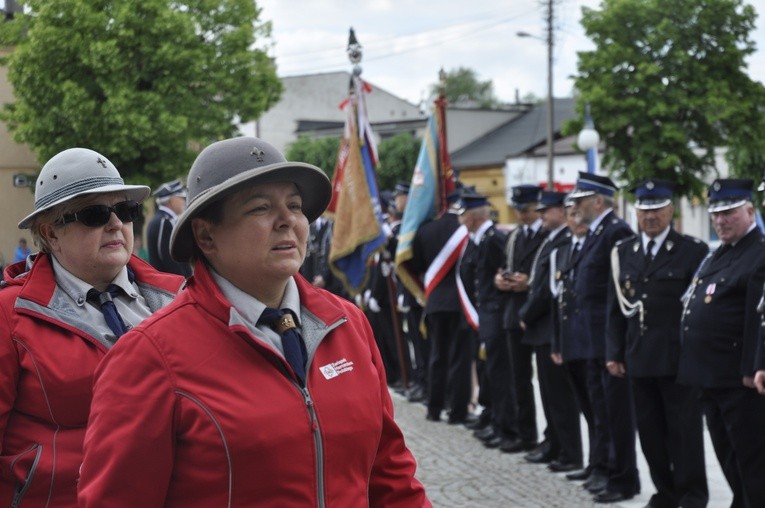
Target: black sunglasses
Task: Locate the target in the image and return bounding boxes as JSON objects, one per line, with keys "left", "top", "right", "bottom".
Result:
{"left": 58, "top": 201, "right": 141, "bottom": 227}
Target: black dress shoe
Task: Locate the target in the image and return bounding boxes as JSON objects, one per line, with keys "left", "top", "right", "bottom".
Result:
{"left": 500, "top": 438, "right": 537, "bottom": 454}
{"left": 547, "top": 460, "right": 583, "bottom": 473}
{"left": 594, "top": 490, "right": 634, "bottom": 504}
{"left": 566, "top": 467, "right": 592, "bottom": 481}
{"left": 448, "top": 413, "right": 478, "bottom": 425}
{"left": 483, "top": 436, "right": 504, "bottom": 448}
{"left": 425, "top": 411, "right": 440, "bottom": 422}
{"left": 474, "top": 427, "right": 496, "bottom": 441}
{"left": 523, "top": 448, "right": 555, "bottom": 463}
{"left": 465, "top": 411, "right": 490, "bottom": 430}
{"left": 584, "top": 476, "right": 608, "bottom": 494}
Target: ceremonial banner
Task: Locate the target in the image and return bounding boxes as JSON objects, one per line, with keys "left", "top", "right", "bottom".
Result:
{"left": 395, "top": 96, "right": 456, "bottom": 302}
{"left": 328, "top": 77, "right": 386, "bottom": 297}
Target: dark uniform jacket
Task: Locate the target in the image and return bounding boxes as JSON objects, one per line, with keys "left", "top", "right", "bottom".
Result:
{"left": 552, "top": 236, "right": 589, "bottom": 362}
{"left": 410, "top": 213, "right": 462, "bottom": 314}
{"left": 574, "top": 210, "right": 633, "bottom": 359}
{"left": 474, "top": 223, "right": 509, "bottom": 341}
{"left": 147, "top": 207, "right": 192, "bottom": 277}
{"left": 502, "top": 226, "right": 548, "bottom": 331}
{"left": 678, "top": 227, "right": 765, "bottom": 387}
{"left": 607, "top": 229, "right": 708, "bottom": 378}
{"left": 519, "top": 227, "right": 572, "bottom": 347}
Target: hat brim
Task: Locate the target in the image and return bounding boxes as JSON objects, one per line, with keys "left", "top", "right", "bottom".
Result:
{"left": 707, "top": 199, "right": 748, "bottom": 213}
{"left": 635, "top": 199, "right": 672, "bottom": 211}
{"left": 170, "top": 161, "right": 331, "bottom": 262}
{"left": 18, "top": 184, "right": 150, "bottom": 229}
{"left": 567, "top": 189, "right": 597, "bottom": 200}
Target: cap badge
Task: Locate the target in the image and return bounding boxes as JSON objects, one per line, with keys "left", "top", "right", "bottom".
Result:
{"left": 96, "top": 157, "right": 107, "bottom": 169}
{"left": 713, "top": 182, "right": 721, "bottom": 191}
{"left": 646, "top": 181, "right": 654, "bottom": 190}
{"left": 250, "top": 147, "right": 266, "bottom": 162}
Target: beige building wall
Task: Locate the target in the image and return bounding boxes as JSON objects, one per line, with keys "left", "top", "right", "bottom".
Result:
{"left": 460, "top": 166, "right": 512, "bottom": 225}
{"left": 1, "top": 47, "right": 39, "bottom": 266}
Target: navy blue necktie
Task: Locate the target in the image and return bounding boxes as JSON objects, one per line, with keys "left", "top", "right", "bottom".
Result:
{"left": 87, "top": 285, "right": 129, "bottom": 338}
{"left": 259, "top": 308, "right": 307, "bottom": 384}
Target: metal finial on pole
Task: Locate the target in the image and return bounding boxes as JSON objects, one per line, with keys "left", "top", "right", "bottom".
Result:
{"left": 347, "top": 27, "right": 363, "bottom": 77}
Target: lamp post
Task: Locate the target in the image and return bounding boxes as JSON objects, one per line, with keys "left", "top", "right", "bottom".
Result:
{"left": 577, "top": 102, "right": 600, "bottom": 174}
{"left": 517, "top": 4, "right": 554, "bottom": 189}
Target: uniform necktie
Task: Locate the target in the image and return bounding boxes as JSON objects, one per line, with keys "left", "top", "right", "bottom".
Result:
{"left": 259, "top": 308, "right": 307, "bottom": 384}
{"left": 87, "top": 285, "right": 129, "bottom": 338}
{"left": 645, "top": 239, "right": 655, "bottom": 264}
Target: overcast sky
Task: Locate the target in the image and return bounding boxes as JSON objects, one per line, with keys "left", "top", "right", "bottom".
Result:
{"left": 257, "top": 0, "right": 765, "bottom": 107}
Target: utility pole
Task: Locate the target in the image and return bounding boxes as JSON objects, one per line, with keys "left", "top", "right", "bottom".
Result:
{"left": 545, "top": 0, "right": 554, "bottom": 190}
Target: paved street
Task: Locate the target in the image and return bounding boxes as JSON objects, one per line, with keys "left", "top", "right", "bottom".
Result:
{"left": 392, "top": 388, "right": 732, "bottom": 507}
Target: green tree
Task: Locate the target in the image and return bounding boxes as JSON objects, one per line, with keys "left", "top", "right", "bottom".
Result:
{"left": 569, "top": 0, "right": 765, "bottom": 198}
{"left": 285, "top": 136, "right": 340, "bottom": 180}
{"left": 286, "top": 133, "right": 419, "bottom": 192}
{"left": 377, "top": 133, "right": 419, "bottom": 191}
{"left": 0, "top": 0, "right": 282, "bottom": 186}
{"left": 429, "top": 67, "right": 500, "bottom": 108}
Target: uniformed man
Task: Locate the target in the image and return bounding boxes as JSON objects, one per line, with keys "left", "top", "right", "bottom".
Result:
{"left": 146, "top": 179, "right": 191, "bottom": 277}
{"left": 494, "top": 184, "right": 547, "bottom": 455}
{"left": 607, "top": 179, "right": 709, "bottom": 508}
{"left": 459, "top": 190, "right": 520, "bottom": 448}
{"left": 552, "top": 201, "right": 607, "bottom": 486}
{"left": 410, "top": 190, "right": 473, "bottom": 423}
{"left": 569, "top": 172, "right": 639, "bottom": 504}
{"left": 518, "top": 191, "right": 583, "bottom": 472}
{"left": 677, "top": 178, "right": 765, "bottom": 508}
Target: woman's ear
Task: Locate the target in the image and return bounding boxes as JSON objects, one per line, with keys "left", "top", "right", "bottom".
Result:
{"left": 39, "top": 223, "right": 59, "bottom": 253}
{"left": 191, "top": 218, "right": 216, "bottom": 256}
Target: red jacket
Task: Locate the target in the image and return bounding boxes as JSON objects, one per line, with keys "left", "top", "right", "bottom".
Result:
{"left": 79, "top": 261, "right": 430, "bottom": 507}
{"left": 0, "top": 254, "right": 184, "bottom": 508}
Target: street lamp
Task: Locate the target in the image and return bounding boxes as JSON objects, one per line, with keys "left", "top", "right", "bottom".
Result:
{"left": 577, "top": 102, "right": 600, "bottom": 174}
{"left": 518, "top": 25, "right": 554, "bottom": 190}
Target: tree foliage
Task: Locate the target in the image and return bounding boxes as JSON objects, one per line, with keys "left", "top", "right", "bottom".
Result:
{"left": 569, "top": 0, "right": 765, "bottom": 199}
{"left": 377, "top": 133, "right": 419, "bottom": 191}
{"left": 429, "top": 67, "right": 500, "bottom": 108}
{"left": 0, "top": 0, "right": 282, "bottom": 187}
{"left": 285, "top": 136, "right": 340, "bottom": 180}
{"left": 286, "top": 133, "right": 418, "bottom": 192}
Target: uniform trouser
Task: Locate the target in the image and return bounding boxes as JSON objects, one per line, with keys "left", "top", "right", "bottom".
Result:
{"left": 508, "top": 331, "right": 537, "bottom": 443}
{"left": 585, "top": 359, "right": 616, "bottom": 480}
{"left": 632, "top": 377, "right": 707, "bottom": 508}
{"left": 426, "top": 311, "right": 472, "bottom": 420}
{"left": 367, "top": 309, "right": 401, "bottom": 384}
{"left": 565, "top": 359, "right": 608, "bottom": 475}
{"left": 536, "top": 344, "right": 582, "bottom": 464}
{"left": 597, "top": 359, "right": 640, "bottom": 496}
{"left": 481, "top": 311, "right": 518, "bottom": 438}
{"left": 406, "top": 304, "right": 429, "bottom": 389}
{"left": 701, "top": 386, "right": 765, "bottom": 508}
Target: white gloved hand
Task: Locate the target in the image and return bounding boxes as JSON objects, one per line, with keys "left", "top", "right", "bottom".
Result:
{"left": 363, "top": 289, "right": 372, "bottom": 305}
{"left": 397, "top": 293, "right": 410, "bottom": 312}
{"left": 380, "top": 261, "right": 392, "bottom": 277}
{"left": 368, "top": 297, "right": 381, "bottom": 313}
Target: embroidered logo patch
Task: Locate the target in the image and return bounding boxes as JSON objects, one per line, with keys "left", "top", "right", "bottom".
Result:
{"left": 319, "top": 358, "right": 354, "bottom": 380}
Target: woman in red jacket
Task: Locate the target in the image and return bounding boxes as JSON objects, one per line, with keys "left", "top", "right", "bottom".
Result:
{"left": 79, "top": 136, "right": 431, "bottom": 507}
{"left": 0, "top": 148, "right": 185, "bottom": 507}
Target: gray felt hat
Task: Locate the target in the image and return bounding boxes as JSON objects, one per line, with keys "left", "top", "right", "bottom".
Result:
{"left": 170, "top": 137, "right": 331, "bottom": 262}
{"left": 18, "top": 148, "right": 150, "bottom": 229}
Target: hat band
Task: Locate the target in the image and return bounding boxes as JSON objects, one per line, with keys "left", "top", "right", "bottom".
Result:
{"left": 635, "top": 198, "right": 671, "bottom": 210}
{"left": 707, "top": 199, "right": 748, "bottom": 213}
{"left": 35, "top": 176, "right": 127, "bottom": 210}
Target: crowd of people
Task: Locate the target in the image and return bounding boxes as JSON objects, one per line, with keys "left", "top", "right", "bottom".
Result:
{"left": 5, "top": 134, "right": 765, "bottom": 507}
{"left": 0, "top": 138, "right": 431, "bottom": 507}
{"left": 326, "top": 172, "right": 765, "bottom": 508}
